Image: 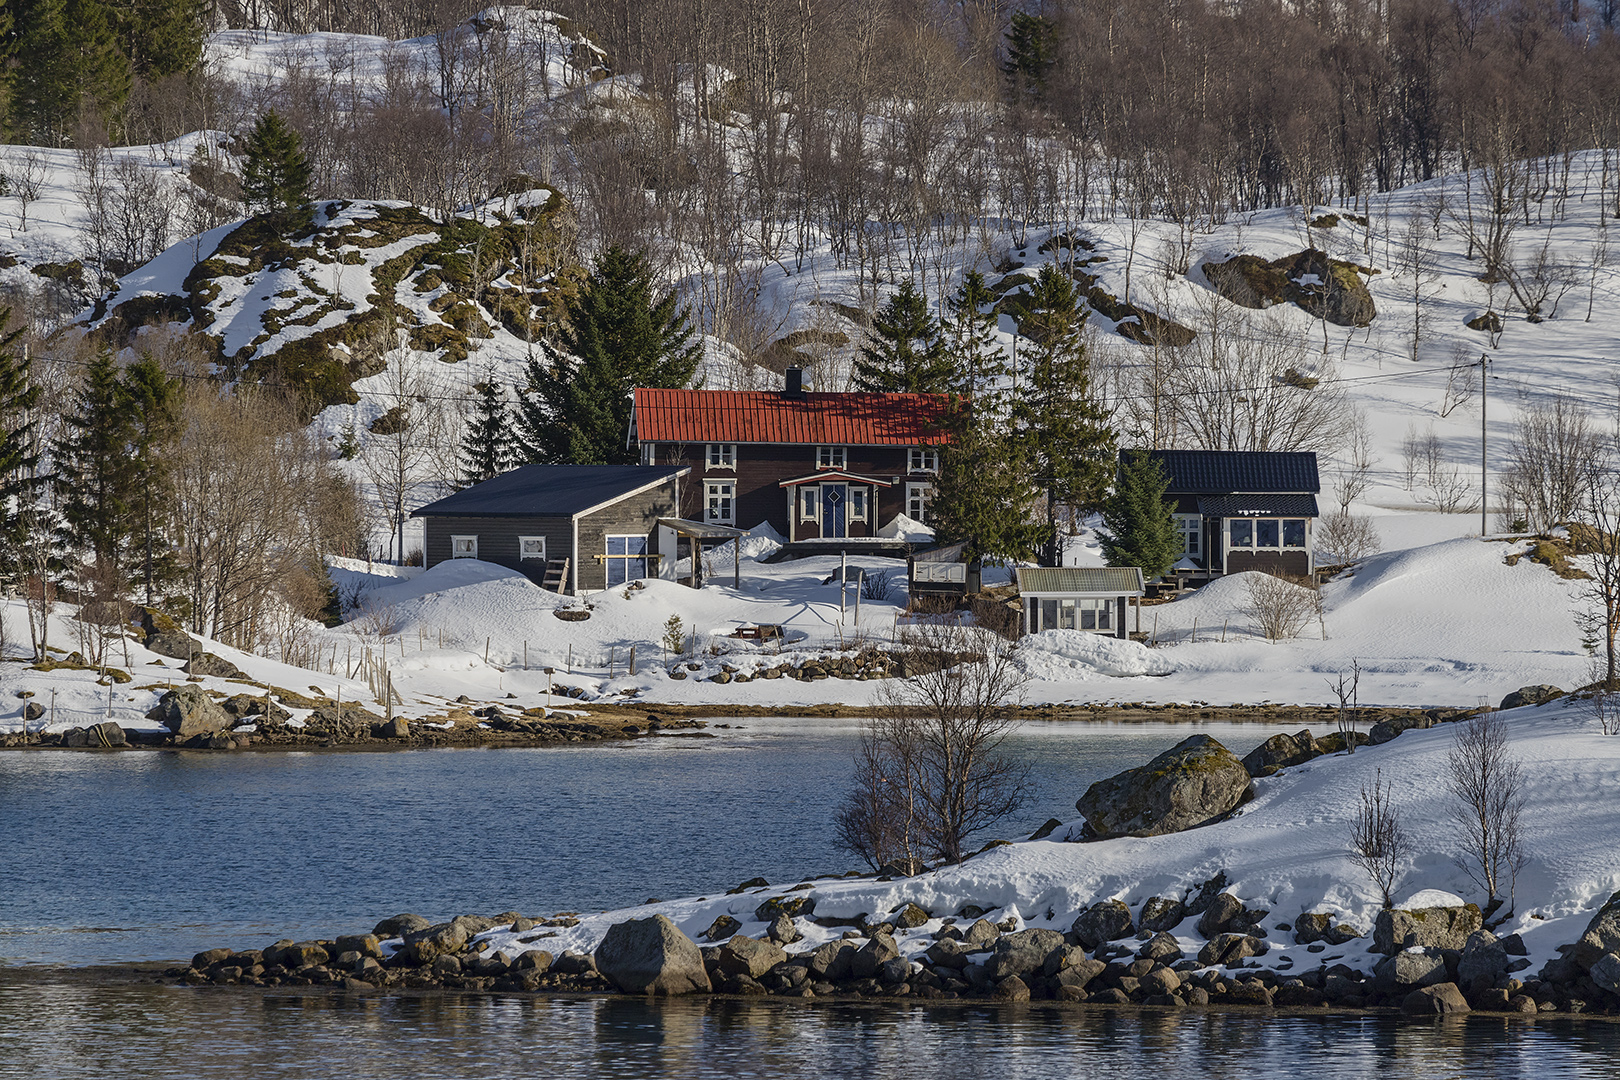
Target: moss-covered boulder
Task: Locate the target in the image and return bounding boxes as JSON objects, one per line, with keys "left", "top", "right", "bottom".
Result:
{"left": 1202, "top": 248, "right": 1377, "bottom": 327}
{"left": 1076, "top": 734, "right": 1254, "bottom": 838}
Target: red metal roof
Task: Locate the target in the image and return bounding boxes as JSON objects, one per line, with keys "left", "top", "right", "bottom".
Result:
{"left": 633, "top": 389, "right": 952, "bottom": 446}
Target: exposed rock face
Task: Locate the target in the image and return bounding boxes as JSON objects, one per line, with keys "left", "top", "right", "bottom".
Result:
{"left": 595, "top": 915, "right": 712, "bottom": 995}
{"left": 1071, "top": 900, "right": 1135, "bottom": 950}
{"left": 1402, "top": 982, "right": 1471, "bottom": 1015}
{"left": 1196, "top": 893, "right": 1267, "bottom": 938}
{"left": 766, "top": 914, "right": 801, "bottom": 945}
{"left": 1367, "top": 714, "right": 1433, "bottom": 745}
{"left": 755, "top": 895, "right": 815, "bottom": 923}
{"left": 1500, "top": 684, "right": 1563, "bottom": 710}
{"left": 849, "top": 933, "right": 901, "bottom": 980}
{"left": 140, "top": 608, "right": 195, "bottom": 660}
{"left": 1373, "top": 905, "right": 1483, "bottom": 955}
{"left": 1240, "top": 730, "right": 1319, "bottom": 777}
{"left": 183, "top": 653, "right": 247, "bottom": 680}
{"left": 1374, "top": 949, "right": 1448, "bottom": 993}
{"left": 1197, "top": 933, "right": 1268, "bottom": 967}
{"left": 1572, "top": 890, "right": 1620, "bottom": 969}
{"left": 702, "top": 915, "right": 742, "bottom": 942}
{"left": 1589, "top": 953, "right": 1620, "bottom": 993}
{"left": 156, "top": 685, "right": 233, "bottom": 738}
{"left": 1076, "top": 735, "right": 1254, "bottom": 838}
{"left": 984, "top": 928, "right": 1066, "bottom": 982}
{"left": 1138, "top": 896, "right": 1186, "bottom": 934}
{"left": 715, "top": 935, "right": 787, "bottom": 979}
{"left": 1202, "top": 249, "right": 1377, "bottom": 327}
{"left": 892, "top": 903, "right": 930, "bottom": 930}
{"left": 1458, "top": 931, "right": 1509, "bottom": 993}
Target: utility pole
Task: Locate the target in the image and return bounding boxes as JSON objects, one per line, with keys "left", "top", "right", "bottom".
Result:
{"left": 1480, "top": 353, "right": 1489, "bottom": 537}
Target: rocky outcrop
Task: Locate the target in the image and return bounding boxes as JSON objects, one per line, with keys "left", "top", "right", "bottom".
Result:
{"left": 984, "top": 928, "right": 1066, "bottom": 982}
{"left": 1076, "top": 734, "right": 1254, "bottom": 838}
{"left": 1071, "top": 900, "right": 1134, "bottom": 950}
{"left": 1138, "top": 896, "right": 1185, "bottom": 933}
{"left": 1500, "top": 684, "right": 1563, "bottom": 710}
{"left": 1571, "top": 890, "right": 1620, "bottom": 969}
{"left": 155, "top": 685, "right": 233, "bottom": 738}
{"left": 1202, "top": 249, "right": 1377, "bottom": 327}
{"left": 1373, "top": 949, "right": 1447, "bottom": 993}
{"left": 715, "top": 935, "right": 787, "bottom": 979}
{"left": 1373, "top": 904, "right": 1483, "bottom": 955}
{"left": 1240, "top": 730, "right": 1320, "bottom": 777}
{"left": 183, "top": 653, "right": 248, "bottom": 680}
{"left": 595, "top": 915, "right": 712, "bottom": 995}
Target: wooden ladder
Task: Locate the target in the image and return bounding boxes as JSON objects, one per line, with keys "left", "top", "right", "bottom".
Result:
{"left": 541, "top": 557, "right": 570, "bottom": 593}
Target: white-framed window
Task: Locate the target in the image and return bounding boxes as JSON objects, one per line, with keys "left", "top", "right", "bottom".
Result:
{"left": 817, "top": 445, "right": 847, "bottom": 469}
{"left": 849, "top": 486, "right": 869, "bottom": 521}
{"left": 906, "top": 482, "right": 932, "bottom": 524}
{"left": 451, "top": 535, "right": 478, "bottom": 559}
{"left": 640, "top": 442, "right": 655, "bottom": 465}
{"left": 908, "top": 447, "right": 940, "bottom": 473}
{"left": 605, "top": 534, "right": 649, "bottom": 585}
{"left": 705, "top": 481, "right": 735, "bottom": 524}
{"left": 800, "top": 486, "right": 819, "bottom": 521}
{"left": 1038, "top": 597, "right": 1114, "bottom": 632}
{"left": 1230, "top": 518, "right": 1309, "bottom": 551}
{"left": 519, "top": 536, "right": 546, "bottom": 560}
{"left": 1176, "top": 514, "right": 1201, "bottom": 557}
{"left": 706, "top": 443, "right": 736, "bottom": 470}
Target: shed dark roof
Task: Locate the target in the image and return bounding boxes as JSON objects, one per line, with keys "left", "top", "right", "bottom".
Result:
{"left": 1198, "top": 494, "right": 1321, "bottom": 518}
{"left": 412, "top": 465, "right": 687, "bottom": 519}
{"left": 1015, "top": 567, "right": 1146, "bottom": 595}
{"left": 632, "top": 388, "right": 952, "bottom": 445}
{"left": 1125, "top": 450, "right": 1320, "bottom": 494}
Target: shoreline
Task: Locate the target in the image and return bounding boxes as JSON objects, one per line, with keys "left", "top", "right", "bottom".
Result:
{"left": 0, "top": 702, "right": 1443, "bottom": 752}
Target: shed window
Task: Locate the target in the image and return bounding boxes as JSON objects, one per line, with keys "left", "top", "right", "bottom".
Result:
{"left": 706, "top": 481, "right": 735, "bottom": 524}
{"left": 1284, "top": 519, "right": 1307, "bottom": 548}
{"left": 1035, "top": 597, "right": 1113, "bottom": 632}
{"left": 1256, "top": 519, "right": 1279, "bottom": 548}
{"left": 1229, "top": 520, "right": 1253, "bottom": 548}
{"left": 817, "top": 445, "right": 847, "bottom": 469}
{"left": 451, "top": 535, "right": 478, "bottom": 559}
{"left": 605, "top": 535, "right": 649, "bottom": 586}
{"left": 519, "top": 536, "right": 546, "bottom": 560}
{"left": 706, "top": 443, "right": 736, "bottom": 470}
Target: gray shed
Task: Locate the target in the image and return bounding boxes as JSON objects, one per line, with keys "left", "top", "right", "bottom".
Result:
{"left": 412, "top": 465, "right": 689, "bottom": 595}
{"left": 1016, "top": 566, "right": 1145, "bottom": 639}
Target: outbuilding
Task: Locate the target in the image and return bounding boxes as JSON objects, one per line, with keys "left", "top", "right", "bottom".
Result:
{"left": 1016, "top": 566, "right": 1145, "bottom": 639}
{"left": 412, "top": 465, "right": 688, "bottom": 595}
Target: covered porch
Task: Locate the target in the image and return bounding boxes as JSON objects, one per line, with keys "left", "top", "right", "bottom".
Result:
{"left": 655, "top": 518, "right": 748, "bottom": 589}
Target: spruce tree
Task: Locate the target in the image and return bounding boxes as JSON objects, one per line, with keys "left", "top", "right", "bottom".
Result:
{"left": 1015, "top": 264, "right": 1116, "bottom": 563}
{"left": 119, "top": 354, "right": 181, "bottom": 603}
{"left": 459, "top": 376, "right": 516, "bottom": 487}
{"left": 241, "top": 110, "right": 313, "bottom": 212}
{"left": 0, "top": 310, "right": 42, "bottom": 587}
{"left": 941, "top": 271, "right": 1005, "bottom": 396}
{"left": 929, "top": 400, "right": 1042, "bottom": 564}
{"left": 123, "top": 0, "right": 207, "bottom": 78}
{"left": 7, "top": 0, "right": 130, "bottom": 145}
{"left": 517, "top": 246, "right": 700, "bottom": 465}
{"left": 1097, "top": 451, "right": 1180, "bottom": 580}
{"left": 1003, "top": 12, "right": 1057, "bottom": 104}
{"left": 54, "top": 348, "right": 138, "bottom": 581}
{"left": 853, "top": 280, "right": 954, "bottom": 393}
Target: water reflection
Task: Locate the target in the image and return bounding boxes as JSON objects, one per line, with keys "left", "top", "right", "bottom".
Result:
{"left": 1, "top": 977, "right": 1617, "bottom": 1080}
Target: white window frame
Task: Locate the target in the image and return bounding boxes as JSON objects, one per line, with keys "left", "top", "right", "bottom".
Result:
{"left": 705, "top": 480, "right": 736, "bottom": 525}
{"left": 1230, "top": 517, "right": 1309, "bottom": 552}
{"left": 605, "top": 534, "right": 650, "bottom": 586}
{"left": 906, "top": 482, "right": 932, "bottom": 525}
{"left": 450, "top": 534, "right": 478, "bottom": 559}
{"left": 640, "top": 442, "right": 655, "bottom": 466}
{"left": 848, "top": 485, "right": 869, "bottom": 521}
{"left": 800, "top": 485, "right": 820, "bottom": 521}
{"left": 817, "top": 445, "right": 847, "bottom": 469}
{"left": 706, "top": 443, "right": 736, "bottom": 470}
{"left": 519, "top": 536, "right": 546, "bottom": 561}
{"left": 908, "top": 447, "right": 940, "bottom": 474}
{"left": 1176, "top": 514, "right": 1201, "bottom": 557}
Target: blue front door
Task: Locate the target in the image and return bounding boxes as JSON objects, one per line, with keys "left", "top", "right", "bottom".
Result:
{"left": 822, "top": 484, "right": 847, "bottom": 538}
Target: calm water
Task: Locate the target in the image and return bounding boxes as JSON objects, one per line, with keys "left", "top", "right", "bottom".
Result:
{"left": 0, "top": 718, "right": 1280, "bottom": 967}
{"left": 4, "top": 718, "right": 1615, "bottom": 1078}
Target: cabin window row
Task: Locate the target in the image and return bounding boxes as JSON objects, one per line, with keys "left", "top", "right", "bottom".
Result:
{"left": 1229, "top": 518, "right": 1308, "bottom": 550}
{"left": 692, "top": 443, "right": 941, "bottom": 474}
{"left": 1036, "top": 598, "right": 1114, "bottom": 632}
{"left": 450, "top": 535, "right": 548, "bottom": 560}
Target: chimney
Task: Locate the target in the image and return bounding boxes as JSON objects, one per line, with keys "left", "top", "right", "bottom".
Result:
{"left": 784, "top": 366, "right": 804, "bottom": 398}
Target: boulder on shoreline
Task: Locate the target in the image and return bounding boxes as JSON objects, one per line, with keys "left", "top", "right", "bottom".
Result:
{"left": 1076, "top": 735, "right": 1254, "bottom": 838}
{"left": 155, "top": 685, "right": 233, "bottom": 738}
{"left": 595, "top": 914, "right": 711, "bottom": 995}
{"left": 1372, "top": 904, "right": 1482, "bottom": 955}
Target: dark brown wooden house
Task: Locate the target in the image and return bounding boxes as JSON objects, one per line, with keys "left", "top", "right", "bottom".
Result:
{"left": 630, "top": 371, "right": 952, "bottom": 546}
{"left": 1128, "top": 449, "right": 1321, "bottom": 579}
{"left": 412, "top": 465, "right": 687, "bottom": 595}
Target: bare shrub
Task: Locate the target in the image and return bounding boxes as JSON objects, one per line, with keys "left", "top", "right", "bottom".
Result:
{"left": 1349, "top": 768, "right": 1413, "bottom": 909}
{"left": 861, "top": 570, "right": 891, "bottom": 601}
{"left": 835, "top": 621, "right": 1031, "bottom": 866}
{"left": 1585, "top": 686, "right": 1620, "bottom": 735}
{"left": 1329, "top": 657, "right": 1362, "bottom": 753}
{"left": 1317, "top": 510, "right": 1381, "bottom": 564}
{"left": 1243, "top": 573, "right": 1319, "bottom": 642}
{"left": 1404, "top": 424, "right": 1476, "bottom": 512}
{"left": 1501, "top": 395, "right": 1600, "bottom": 532}
{"left": 1446, "top": 710, "right": 1528, "bottom": 910}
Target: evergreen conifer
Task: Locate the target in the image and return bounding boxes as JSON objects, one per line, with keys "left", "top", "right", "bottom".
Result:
{"left": 852, "top": 280, "right": 954, "bottom": 393}
{"left": 460, "top": 376, "right": 516, "bottom": 487}
{"left": 6, "top": 0, "right": 130, "bottom": 144}
{"left": 241, "top": 110, "right": 313, "bottom": 212}
{"left": 0, "top": 310, "right": 42, "bottom": 584}
{"left": 119, "top": 354, "right": 181, "bottom": 603}
{"left": 929, "top": 400, "right": 1042, "bottom": 564}
{"left": 1003, "top": 12, "right": 1057, "bottom": 104}
{"left": 941, "top": 271, "right": 1004, "bottom": 396}
{"left": 54, "top": 348, "right": 137, "bottom": 579}
{"left": 1097, "top": 451, "right": 1181, "bottom": 580}
{"left": 1015, "top": 264, "right": 1115, "bottom": 563}
{"left": 517, "top": 246, "right": 700, "bottom": 465}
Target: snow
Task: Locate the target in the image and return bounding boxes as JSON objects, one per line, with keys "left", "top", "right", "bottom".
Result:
{"left": 465, "top": 699, "right": 1620, "bottom": 986}
{"left": 877, "top": 514, "right": 935, "bottom": 541}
